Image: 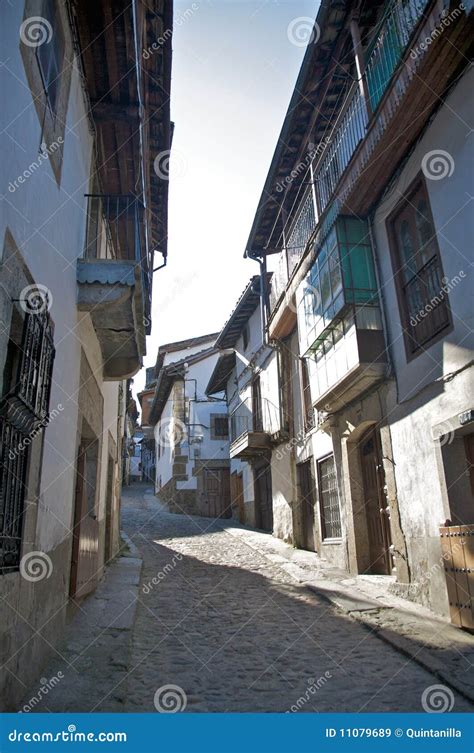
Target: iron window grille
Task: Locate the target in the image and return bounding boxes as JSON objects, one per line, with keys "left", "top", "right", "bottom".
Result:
{"left": 0, "top": 309, "right": 55, "bottom": 574}
{"left": 388, "top": 179, "right": 451, "bottom": 355}
{"left": 318, "top": 454, "right": 342, "bottom": 540}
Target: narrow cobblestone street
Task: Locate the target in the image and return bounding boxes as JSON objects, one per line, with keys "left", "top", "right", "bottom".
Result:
{"left": 120, "top": 487, "right": 472, "bottom": 713}
{"left": 18, "top": 485, "right": 473, "bottom": 714}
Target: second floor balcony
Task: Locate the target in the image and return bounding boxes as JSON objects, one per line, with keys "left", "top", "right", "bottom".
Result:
{"left": 77, "top": 195, "right": 152, "bottom": 380}
{"left": 298, "top": 217, "right": 387, "bottom": 412}
{"left": 268, "top": 0, "right": 471, "bottom": 326}
{"left": 229, "top": 397, "right": 280, "bottom": 460}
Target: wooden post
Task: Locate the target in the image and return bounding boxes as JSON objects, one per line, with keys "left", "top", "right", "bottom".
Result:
{"left": 350, "top": 13, "right": 372, "bottom": 119}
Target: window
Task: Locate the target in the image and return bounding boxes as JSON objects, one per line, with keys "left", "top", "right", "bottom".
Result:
{"left": 1, "top": 309, "right": 55, "bottom": 574}
{"left": 20, "top": 0, "right": 71, "bottom": 184}
{"left": 388, "top": 179, "right": 451, "bottom": 355}
{"left": 251, "top": 377, "right": 262, "bottom": 432}
{"left": 211, "top": 414, "right": 229, "bottom": 440}
{"left": 301, "top": 217, "right": 379, "bottom": 354}
{"left": 318, "top": 455, "right": 341, "bottom": 540}
{"left": 36, "top": 0, "right": 65, "bottom": 117}
{"left": 242, "top": 323, "right": 249, "bottom": 351}
{"left": 300, "top": 359, "right": 314, "bottom": 432}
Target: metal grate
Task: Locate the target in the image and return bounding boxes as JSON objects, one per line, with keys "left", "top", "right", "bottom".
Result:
{"left": 0, "top": 310, "right": 55, "bottom": 573}
{"left": 404, "top": 255, "right": 450, "bottom": 352}
{"left": 318, "top": 455, "right": 342, "bottom": 539}
{"left": 0, "top": 417, "right": 29, "bottom": 573}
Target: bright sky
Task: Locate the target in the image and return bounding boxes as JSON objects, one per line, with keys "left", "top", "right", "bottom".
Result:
{"left": 133, "top": 0, "right": 319, "bottom": 401}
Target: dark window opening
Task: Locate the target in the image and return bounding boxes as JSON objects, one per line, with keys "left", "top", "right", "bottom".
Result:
{"left": 301, "top": 358, "right": 314, "bottom": 432}
{"left": 389, "top": 180, "right": 450, "bottom": 355}
{"left": 213, "top": 416, "right": 229, "bottom": 438}
{"left": 242, "top": 323, "right": 249, "bottom": 351}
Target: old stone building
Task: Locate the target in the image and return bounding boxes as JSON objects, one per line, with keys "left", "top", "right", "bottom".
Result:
{"left": 150, "top": 334, "right": 231, "bottom": 517}
{"left": 0, "top": 0, "right": 172, "bottom": 708}
{"left": 242, "top": 0, "right": 473, "bottom": 626}
{"left": 138, "top": 366, "right": 157, "bottom": 483}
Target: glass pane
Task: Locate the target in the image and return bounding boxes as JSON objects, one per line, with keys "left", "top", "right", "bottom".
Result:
{"left": 398, "top": 219, "right": 416, "bottom": 281}
{"left": 415, "top": 198, "right": 436, "bottom": 266}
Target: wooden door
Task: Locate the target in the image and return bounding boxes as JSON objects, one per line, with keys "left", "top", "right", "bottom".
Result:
{"left": 204, "top": 468, "right": 231, "bottom": 519}
{"left": 254, "top": 460, "right": 273, "bottom": 532}
{"left": 298, "top": 460, "right": 316, "bottom": 552}
{"left": 359, "top": 429, "right": 393, "bottom": 575}
{"left": 70, "top": 445, "right": 99, "bottom": 599}
{"left": 464, "top": 433, "right": 474, "bottom": 498}
{"left": 231, "top": 472, "right": 245, "bottom": 524}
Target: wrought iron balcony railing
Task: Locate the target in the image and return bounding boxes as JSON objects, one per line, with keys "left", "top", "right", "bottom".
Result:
{"left": 84, "top": 193, "right": 152, "bottom": 328}
{"left": 365, "top": 0, "right": 431, "bottom": 112}
{"left": 274, "top": 0, "right": 432, "bottom": 311}
{"left": 230, "top": 397, "right": 280, "bottom": 443}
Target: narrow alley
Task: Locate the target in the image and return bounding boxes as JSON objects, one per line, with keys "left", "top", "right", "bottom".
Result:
{"left": 19, "top": 486, "right": 473, "bottom": 714}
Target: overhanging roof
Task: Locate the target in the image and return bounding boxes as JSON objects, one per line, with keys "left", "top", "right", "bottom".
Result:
{"left": 245, "top": 0, "right": 384, "bottom": 258}
{"left": 149, "top": 333, "right": 219, "bottom": 425}
{"left": 215, "top": 276, "right": 271, "bottom": 350}
{"left": 73, "top": 0, "right": 173, "bottom": 261}
{"left": 206, "top": 351, "right": 236, "bottom": 396}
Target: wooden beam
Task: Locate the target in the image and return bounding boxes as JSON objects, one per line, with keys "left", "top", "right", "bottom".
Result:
{"left": 91, "top": 99, "right": 139, "bottom": 122}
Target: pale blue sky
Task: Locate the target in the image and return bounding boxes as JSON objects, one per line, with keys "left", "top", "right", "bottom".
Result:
{"left": 134, "top": 0, "right": 319, "bottom": 398}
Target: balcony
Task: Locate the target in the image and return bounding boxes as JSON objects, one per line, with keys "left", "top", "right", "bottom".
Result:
{"left": 229, "top": 398, "right": 279, "bottom": 460}
{"left": 77, "top": 195, "right": 152, "bottom": 380}
{"left": 269, "top": 0, "right": 471, "bottom": 324}
{"left": 298, "top": 217, "right": 387, "bottom": 412}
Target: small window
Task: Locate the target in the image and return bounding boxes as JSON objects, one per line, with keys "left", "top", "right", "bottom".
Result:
{"left": 318, "top": 455, "right": 341, "bottom": 540}
{"left": 211, "top": 415, "right": 229, "bottom": 439}
{"left": 242, "top": 323, "right": 249, "bottom": 351}
{"left": 300, "top": 358, "right": 314, "bottom": 432}
{"left": 388, "top": 179, "right": 451, "bottom": 356}
{"left": 36, "top": 0, "right": 65, "bottom": 117}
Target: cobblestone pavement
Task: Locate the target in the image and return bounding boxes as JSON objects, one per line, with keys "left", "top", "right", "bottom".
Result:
{"left": 119, "top": 486, "right": 472, "bottom": 713}
{"left": 19, "top": 485, "right": 472, "bottom": 713}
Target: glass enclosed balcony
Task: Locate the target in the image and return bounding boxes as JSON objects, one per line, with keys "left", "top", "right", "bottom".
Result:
{"left": 297, "top": 217, "right": 379, "bottom": 355}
